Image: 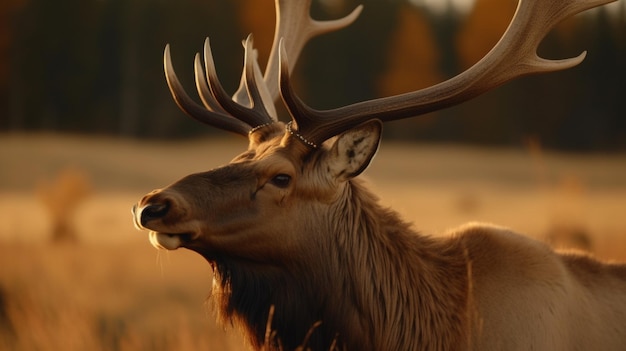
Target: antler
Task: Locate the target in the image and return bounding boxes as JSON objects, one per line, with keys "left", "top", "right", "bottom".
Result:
{"left": 163, "top": 0, "right": 362, "bottom": 136}
{"left": 280, "top": 0, "right": 616, "bottom": 147}
{"left": 262, "top": 0, "right": 363, "bottom": 103}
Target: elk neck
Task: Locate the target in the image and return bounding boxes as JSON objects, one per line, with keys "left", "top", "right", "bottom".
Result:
{"left": 209, "top": 176, "right": 473, "bottom": 350}
{"left": 324, "top": 178, "right": 473, "bottom": 350}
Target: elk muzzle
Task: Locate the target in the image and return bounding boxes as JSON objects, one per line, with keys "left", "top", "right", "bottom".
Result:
{"left": 133, "top": 190, "right": 194, "bottom": 250}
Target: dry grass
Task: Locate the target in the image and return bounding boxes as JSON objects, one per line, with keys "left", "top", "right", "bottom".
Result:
{"left": 0, "top": 242, "right": 245, "bottom": 351}
{"left": 1, "top": 133, "right": 625, "bottom": 350}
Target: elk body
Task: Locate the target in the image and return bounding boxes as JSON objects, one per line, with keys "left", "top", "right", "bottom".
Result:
{"left": 133, "top": 0, "right": 626, "bottom": 350}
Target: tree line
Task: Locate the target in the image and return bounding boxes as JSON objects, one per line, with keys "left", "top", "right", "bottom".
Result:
{"left": 1, "top": 0, "right": 624, "bottom": 151}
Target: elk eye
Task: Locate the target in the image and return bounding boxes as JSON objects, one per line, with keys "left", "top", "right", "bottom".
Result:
{"left": 270, "top": 174, "right": 291, "bottom": 188}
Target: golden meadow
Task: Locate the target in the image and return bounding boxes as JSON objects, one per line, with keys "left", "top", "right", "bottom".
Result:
{"left": 1, "top": 134, "right": 625, "bottom": 350}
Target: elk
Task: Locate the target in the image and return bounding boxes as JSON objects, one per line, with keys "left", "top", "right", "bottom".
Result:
{"left": 133, "top": 0, "right": 626, "bottom": 350}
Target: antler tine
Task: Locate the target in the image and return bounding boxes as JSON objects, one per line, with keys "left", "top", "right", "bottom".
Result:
{"left": 263, "top": 0, "right": 363, "bottom": 103}
{"left": 240, "top": 35, "right": 278, "bottom": 121}
{"left": 164, "top": 44, "right": 251, "bottom": 136}
{"left": 163, "top": 1, "right": 362, "bottom": 138}
{"left": 230, "top": 45, "right": 279, "bottom": 121}
{"left": 200, "top": 37, "right": 275, "bottom": 128}
{"left": 280, "top": 0, "right": 616, "bottom": 147}
{"left": 194, "top": 53, "right": 228, "bottom": 115}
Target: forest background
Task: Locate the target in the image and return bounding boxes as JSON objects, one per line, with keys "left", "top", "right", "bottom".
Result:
{"left": 1, "top": 0, "right": 625, "bottom": 151}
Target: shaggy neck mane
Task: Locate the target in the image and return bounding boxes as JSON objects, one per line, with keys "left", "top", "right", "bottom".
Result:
{"left": 209, "top": 179, "right": 471, "bottom": 351}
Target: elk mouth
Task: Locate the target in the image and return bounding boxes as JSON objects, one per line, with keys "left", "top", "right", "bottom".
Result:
{"left": 148, "top": 231, "right": 194, "bottom": 250}
{"left": 132, "top": 203, "right": 196, "bottom": 250}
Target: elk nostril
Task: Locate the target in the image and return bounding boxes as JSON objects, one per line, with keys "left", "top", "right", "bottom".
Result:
{"left": 140, "top": 202, "right": 170, "bottom": 226}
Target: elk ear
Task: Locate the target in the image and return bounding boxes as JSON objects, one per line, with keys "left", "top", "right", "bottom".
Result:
{"left": 327, "top": 119, "right": 382, "bottom": 181}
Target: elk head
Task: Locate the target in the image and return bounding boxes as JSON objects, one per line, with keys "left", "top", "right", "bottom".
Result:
{"left": 133, "top": 0, "right": 615, "bottom": 349}
{"left": 133, "top": 0, "right": 373, "bottom": 260}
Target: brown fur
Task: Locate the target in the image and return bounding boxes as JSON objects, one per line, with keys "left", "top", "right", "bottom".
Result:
{"left": 207, "top": 179, "right": 472, "bottom": 350}
{"left": 134, "top": 0, "right": 624, "bottom": 347}
{"left": 135, "top": 124, "right": 626, "bottom": 350}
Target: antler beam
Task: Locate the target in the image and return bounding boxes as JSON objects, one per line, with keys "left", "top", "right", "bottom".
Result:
{"left": 280, "top": 0, "right": 616, "bottom": 147}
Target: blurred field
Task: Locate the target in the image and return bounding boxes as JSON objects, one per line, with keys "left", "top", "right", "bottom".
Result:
{"left": 1, "top": 133, "right": 625, "bottom": 350}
